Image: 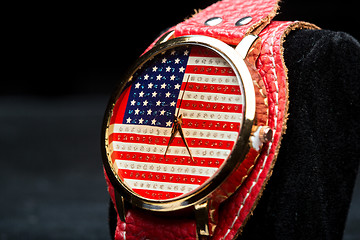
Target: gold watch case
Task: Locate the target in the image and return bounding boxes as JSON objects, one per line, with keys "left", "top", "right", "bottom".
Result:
{"left": 102, "top": 32, "right": 269, "bottom": 236}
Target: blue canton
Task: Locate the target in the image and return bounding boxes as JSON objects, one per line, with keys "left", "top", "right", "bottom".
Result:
{"left": 122, "top": 47, "right": 191, "bottom": 127}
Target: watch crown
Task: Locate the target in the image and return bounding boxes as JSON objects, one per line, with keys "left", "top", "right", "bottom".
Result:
{"left": 259, "top": 126, "right": 273, "bottom": 143}
{"left": 250, "top": 126, "right": 273, "bottom": 151}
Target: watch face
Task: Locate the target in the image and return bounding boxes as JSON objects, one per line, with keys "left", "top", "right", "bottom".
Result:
{"left": 105, "top": 43, "right": 245, "bottom": 201}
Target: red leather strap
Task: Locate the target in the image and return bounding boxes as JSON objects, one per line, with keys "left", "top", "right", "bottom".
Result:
{"left": 174, "top": 0, "right": 279, "bottom": 45}
{"left": 106, "top": 0, "right": 318, "bottom": 239}
{"left": 105, "top": 169, "right": 198, "bottom": 240}
{"left": 118, "top": 209, "right": 197, "bottom": 240}
{"left": 212, "top": 21, "right": 315, "bottom": 239}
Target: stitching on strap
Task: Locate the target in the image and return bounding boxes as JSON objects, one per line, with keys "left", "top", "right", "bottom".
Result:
{"left": 222, "top": 22, "right": 288, "bottom": 240}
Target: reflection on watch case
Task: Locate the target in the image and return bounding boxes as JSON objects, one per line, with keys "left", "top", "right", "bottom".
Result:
{"left": 105, "top": 44, "right": 245, "bottom": 201}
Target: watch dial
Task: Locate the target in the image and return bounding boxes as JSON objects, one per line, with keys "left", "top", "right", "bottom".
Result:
{"left": 106, "top": 45, "right": 244, "bottom": 200}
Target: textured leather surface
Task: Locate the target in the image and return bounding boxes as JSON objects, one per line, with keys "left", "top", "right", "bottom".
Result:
{"left": 105, "top": 168, "right": 198, "bottom": 239}
{"left": 118, "top": 209, "right": 197, "bottom": 240}
{"left": 213, "top": 21, "right": 293, "bottom": 239}
{"left": 105, "top": 0, "right": 316, "bottom": 239}
{"left": 174, "top": 0, "right": 279, "bottom": 45}
{"left": 210, "top": 21, "right": 318, "bottom": 239}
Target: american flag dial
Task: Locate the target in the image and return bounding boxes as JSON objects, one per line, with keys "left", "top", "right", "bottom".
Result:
{"left": 106, "top": 45, "right": 245, "bottom": 201}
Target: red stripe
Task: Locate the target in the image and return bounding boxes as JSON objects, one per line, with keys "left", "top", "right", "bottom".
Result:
{"left": 181, "top": 118, "right": 241, "bottom": 132}
{"left": 190, "top": 46, "right": 221, "bottom": 58}
{"left": 110, "top": 151, "right": 225, "bottom": 168}
{"left": 109, "top": 133, "right": 235, "bottom": 150}
{"left": 132, "top": 189, "right": 182, "bottom": 200}
{"left": 177, "top": 99, "right": 242, "bottom": 113}
{"left": 119, "top": 169, "right": 209, "bottom": 185}
{"left": 185, "top": 65, "right": 235, "bottom": 76}
{"left": 180, "top": 81, "right": 241, "bottom": 94}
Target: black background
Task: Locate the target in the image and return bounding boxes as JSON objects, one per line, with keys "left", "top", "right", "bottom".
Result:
{"left": 3, "top": 0, "right": 359, "bottom": 95}
{"left": 1, "top": 1, "right": 359, "bottom": 239}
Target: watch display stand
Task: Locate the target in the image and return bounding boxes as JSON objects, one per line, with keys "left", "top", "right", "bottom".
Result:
{"left": 108, "top": 29, "right": 360, "bottom": 240}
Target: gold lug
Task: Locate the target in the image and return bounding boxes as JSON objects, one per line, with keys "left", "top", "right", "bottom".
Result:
{"left": 235, "top": 35, "right": 261, "bottom": 65}
{"left": 114, "top": 189, "right": 126, "bottom": 222}
{"left": 194, "top": 200, "right": 210, "bottom": 239}
{"left": 154, "top": 30, "right": 175, "bottom": 46}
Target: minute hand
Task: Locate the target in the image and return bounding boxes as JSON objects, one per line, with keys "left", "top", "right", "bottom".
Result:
{"left": 164, "top": 115, "right": 195, "bottom": 162}
{"left": 177, "top": 115, "right": 194, "bottom": 162}
{"left": 164, "top": 75, "right": 192, "bottom": 159}
{"left": 164, "top": 118, "right": 178, "bottom": 158}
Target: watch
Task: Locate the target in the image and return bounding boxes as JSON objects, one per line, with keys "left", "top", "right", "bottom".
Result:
{"left": 101, "top": 0, "right": 318, "bottom": 239}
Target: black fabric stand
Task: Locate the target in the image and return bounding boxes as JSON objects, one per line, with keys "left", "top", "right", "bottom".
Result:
{"left": 108, "top": 29, "right": 360, "bottom": 240}
{"left": 241, "top": 29, "right": 360, "bottom": 240}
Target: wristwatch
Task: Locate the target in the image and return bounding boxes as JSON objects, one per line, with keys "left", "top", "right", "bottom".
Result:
{"left": 101, "top": 0, "right": 318, "bottom": 239}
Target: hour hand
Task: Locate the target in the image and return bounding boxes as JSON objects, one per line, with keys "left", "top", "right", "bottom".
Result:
{"left": 164, "top": 114, "right": 194, "bottom": 162}
{"left": 164, "top": 119, "right": 178, "bottom": 158}
{"left": 177, "top": 122, "right": 195, "bottom": 162}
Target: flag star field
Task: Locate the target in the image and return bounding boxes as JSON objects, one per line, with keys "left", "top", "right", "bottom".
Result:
{"left": 123, "top": 46, "right": 191, "bottom": 128}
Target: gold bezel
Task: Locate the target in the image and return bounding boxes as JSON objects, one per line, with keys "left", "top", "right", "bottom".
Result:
{"left": 101, "top": 35, "right": 256, "bottom": 212}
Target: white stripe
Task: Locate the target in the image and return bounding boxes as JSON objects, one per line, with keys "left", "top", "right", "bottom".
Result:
{"left": 109, "top": 124, "right": 239, "bottom": 141}
{"left": 187, "top": 56, "right": 230, "bottom": 68}
{"left": 124, "top": 179, "right": 199, "bottom": 194}
{"left": 177, "top": 109, "right": 243, "bottom": 122}
{"left": 109, "top": 124, "right": 171, "bottom": 136}
{"left": 115, "top": 159, "right": 218, "bottom": 177}
{"left": 185, "top": 73, "right": 239, "bottom": 86}
{"left": 179, "top": 90, "right": 243, "bottom": 104}
{"left": 110, "top": 141, "right": 231, "bottom": 159}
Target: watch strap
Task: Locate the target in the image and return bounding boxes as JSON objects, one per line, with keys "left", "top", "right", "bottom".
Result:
{"left": 105, "top": 0, "right": 319, "bottom": 239}
{"left": 212, "top": 21, "right": 318, "bottom": 240}
{"left": 174, "top": 0, "right": 280, "bottom": 45}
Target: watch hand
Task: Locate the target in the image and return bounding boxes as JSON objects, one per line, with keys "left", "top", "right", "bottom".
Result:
{"left": 164, "top": 115, "right": 195, "bottom": 162}
{"left": 164, "top": 75, "right": 192, "bottom": 159}
{"left": 164, "top": 116, "right": 179, "bottom": 158}
{"left": 177, "top": 119, "right": 195, "bottom": 163}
